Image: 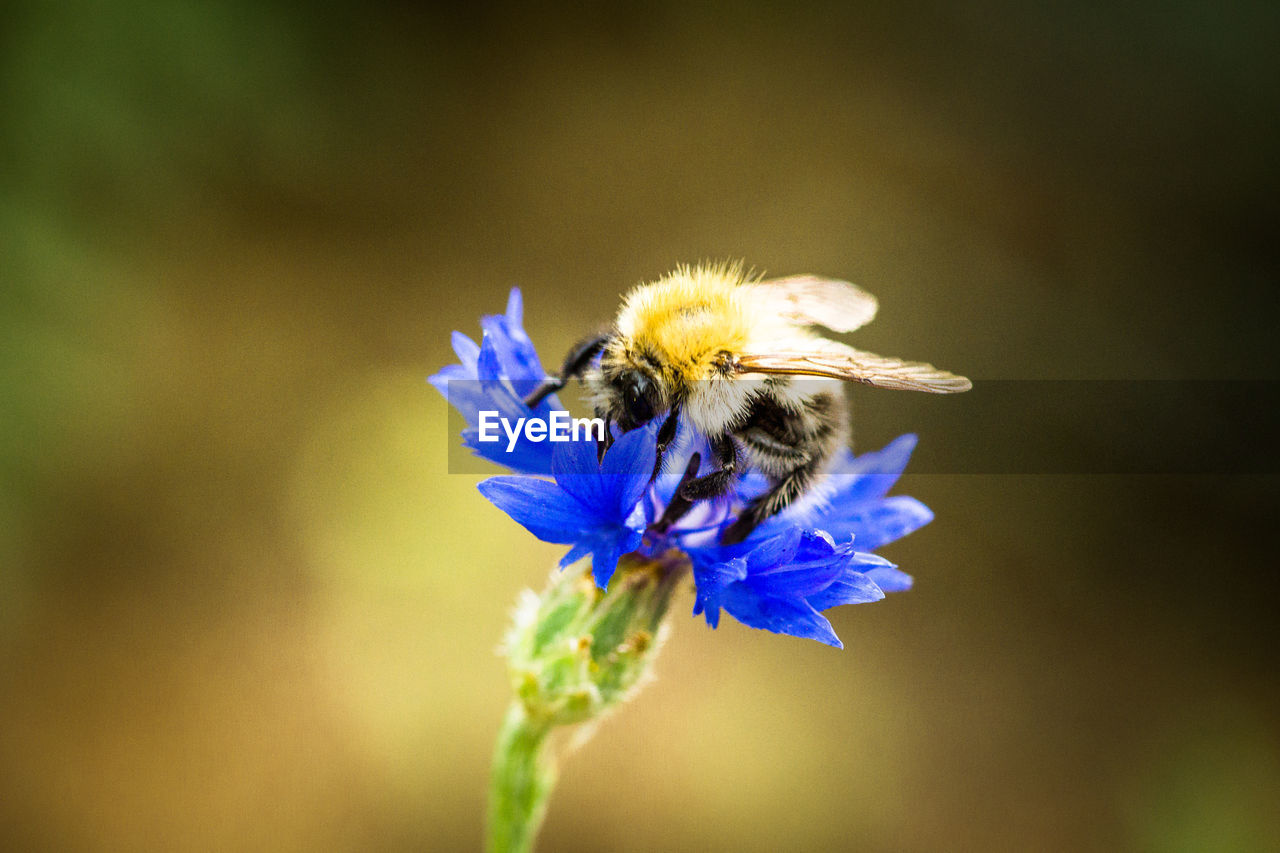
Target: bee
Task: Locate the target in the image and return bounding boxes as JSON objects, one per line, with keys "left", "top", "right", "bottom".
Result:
{"left": 525, "top": 262, "right": 970, "bottom": 544}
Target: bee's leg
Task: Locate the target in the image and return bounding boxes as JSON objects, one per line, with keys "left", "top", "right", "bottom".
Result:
{"left": 652, "top": 405, "right": 681, "bottom": 479}
{"left": 597, "top": 416, "right": 615, "bottom": 462}
{"left": 651, "top": 452, "right": 702, "bottom": 533}
{"left": 719, "top": 460, "right": 819, "bottom": 545}
{"left": 677, "top": 434, "right": 739, "bottom": 501}
{"left": 523, "top": 333, "right": 609, "bottom": 409}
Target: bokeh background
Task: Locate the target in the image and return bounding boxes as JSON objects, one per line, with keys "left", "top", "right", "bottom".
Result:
{"left": 3, "top": 2, "right": 1278, "bottom": 850}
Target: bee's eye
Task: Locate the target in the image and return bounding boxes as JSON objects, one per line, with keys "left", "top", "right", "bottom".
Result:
{"left": 621, "top": 373, "right": 655, "bottom": 426}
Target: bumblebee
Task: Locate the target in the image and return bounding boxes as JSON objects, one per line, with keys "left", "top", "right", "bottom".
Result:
{"left": 525, "top": 263, "right": 970, "bottom": 544}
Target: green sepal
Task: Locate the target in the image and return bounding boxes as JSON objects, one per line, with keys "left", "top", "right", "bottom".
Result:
{"left": 488, "top": 553, "right": 687, "bottom": 851}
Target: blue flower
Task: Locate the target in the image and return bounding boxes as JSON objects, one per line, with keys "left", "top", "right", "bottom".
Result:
{"left": 686, "top": 527, "right": 900, "bottom": 648}
{"left": 478, "top": 424, "right": 657, "bottom": 588}
{"left": 437, "top": 290, "right": 933, "bottom": 645}
{"left": 429, "top": 288, "right": 562, "bottom": 474}
{"left": 792, "top": 435, "right": 935, "bottom": 553}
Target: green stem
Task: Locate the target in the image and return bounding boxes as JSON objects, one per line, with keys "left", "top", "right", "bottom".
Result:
{"left": 486, "top": 554, "right": 687, "bottom": 851}
{"left": 487, "top": 701, "right": 555, "bottom": 853}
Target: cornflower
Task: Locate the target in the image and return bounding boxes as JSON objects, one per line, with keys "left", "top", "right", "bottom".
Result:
{"left": 431, "top": 288, "right": 935, "bottom": 852}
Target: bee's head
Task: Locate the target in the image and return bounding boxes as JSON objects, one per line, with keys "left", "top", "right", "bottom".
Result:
{"left": 611, "top": 367, "right": 665, "bottom": 431}
{"left": 596, "top": 342, "right": 670, "bottom": 432}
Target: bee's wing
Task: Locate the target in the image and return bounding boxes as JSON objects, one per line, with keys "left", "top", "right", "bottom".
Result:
{"left": 736, "top": 343, "right": 971, "bottom": 393}
{"left": 751, "top": 275, "right": 879, "bottom": 332}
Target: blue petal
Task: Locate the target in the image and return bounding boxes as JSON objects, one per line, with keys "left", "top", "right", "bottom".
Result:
{"left": 481, "top": 314, "right": 546, "bottom": 395}
{"left": 819, "top": 495, "right": 934, "bottom": 551}
{"left": 826, "top": 434, "right": 918, "bottom": 505}
{"left": 473, "top": 333, "right": 547, "bottom": 417}
{"left": 462, "top": 428, "right": 554, "bottom": 475}
{"left": 429, "top": 363, "right": 471, "bottom": 390}
{"left": 455, "top": 362, "right": 556, "bottom": 471}
{"left": 693, "top": 556, "right": 749, "bottom": 588}
{"left": 805, "top": 571, "right": 885, "bottom": 611}
{"left": 505, "top": 287, "right": 524, "bottom": 328}
{"left": 478, "top": 477, "right": 593, "bottom": 542}
{"left": 551, "top": 435, "right": 611, "bottom": 510}
{"left": 726, "top": 525, "right": 802, "bottom": 569}
{"left": 690, "top": 556, "right": 748, "bottom": 627}
{"left": 746, "top": 531, "right": 850, "bottom": 598}
{"left": 428, "top": 369, "right": 483, "bottom": 428}
{"left": 428, "top": 364, "right": 483, "bottom": 411}
{"left": 557, "top": 527, "right": 642, "bottom": 590}
{"left": 682, "top": 525, "right": 801, "bottom": 604}
{"left": 451, "top": 331, "right": 480, "bottom": 372}
{"left": 753, "top": 526, "right": 804, "bottom": 567}
{"left": 721, "top": 586, "right": 843, "bottom": 648}
{"left": 475, "top": 333, "right": 509, "bottom": 388}
{"left": 551, "top": 425, "right": 655, "bottom": 525}
{"left": 847, "top": 551, "right": 898, "bottom": 571}
{"left": 471, "top": 343, "right": 541, "bottom": 426}
{"left": 599, "top": 424, "right": 656, "bottom": 479}
{"left": 442, "top": 380, "right": 509, "bottom": 428}
{"left": 433, "top": 356, "right": 557, "bottom": 474}
{"left": 589, "top": 538, "right": 627, "bottom": 589}
{"left": 600, "top": 424, "right": 659, "bottom": 518}
{"left": 865, "top": 565, "right": 914, "bottom": 593}
{"left": 432, "top": 291, "right": 571, "bottom": 475}
{"left": 780, "top": 435, "right": 925, "bottom": 538}
{"left": 559, "top": 540, "right": 594, "bottom": 569}
{"left": 464, "top": 288, "right": 547, "bottom": 397}
{"left": 501, "top": 287, "right": 542, "bottom": 375}
{"left": 747, "top": 555, "right": 847, "bottom": 599}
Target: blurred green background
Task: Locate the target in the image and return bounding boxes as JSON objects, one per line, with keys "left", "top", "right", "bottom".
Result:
{"left": 2, "top": 2, "right": 1277, "bottom": 850}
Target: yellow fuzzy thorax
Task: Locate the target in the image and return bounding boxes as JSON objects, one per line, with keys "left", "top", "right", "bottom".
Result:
{"left": 615, "top": 263, "right": 753, "bottom": 381}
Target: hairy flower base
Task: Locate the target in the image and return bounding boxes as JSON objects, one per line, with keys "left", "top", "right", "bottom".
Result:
{"left": 505, "top": 553, "right": 681, "bottom": 725}
{"left": 489, "top": 554, "right": 680, "bottom": 853}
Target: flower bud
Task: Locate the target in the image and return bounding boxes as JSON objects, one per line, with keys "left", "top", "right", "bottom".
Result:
{"left": 503, "top": 553, "right": 685, "bottom": 727}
